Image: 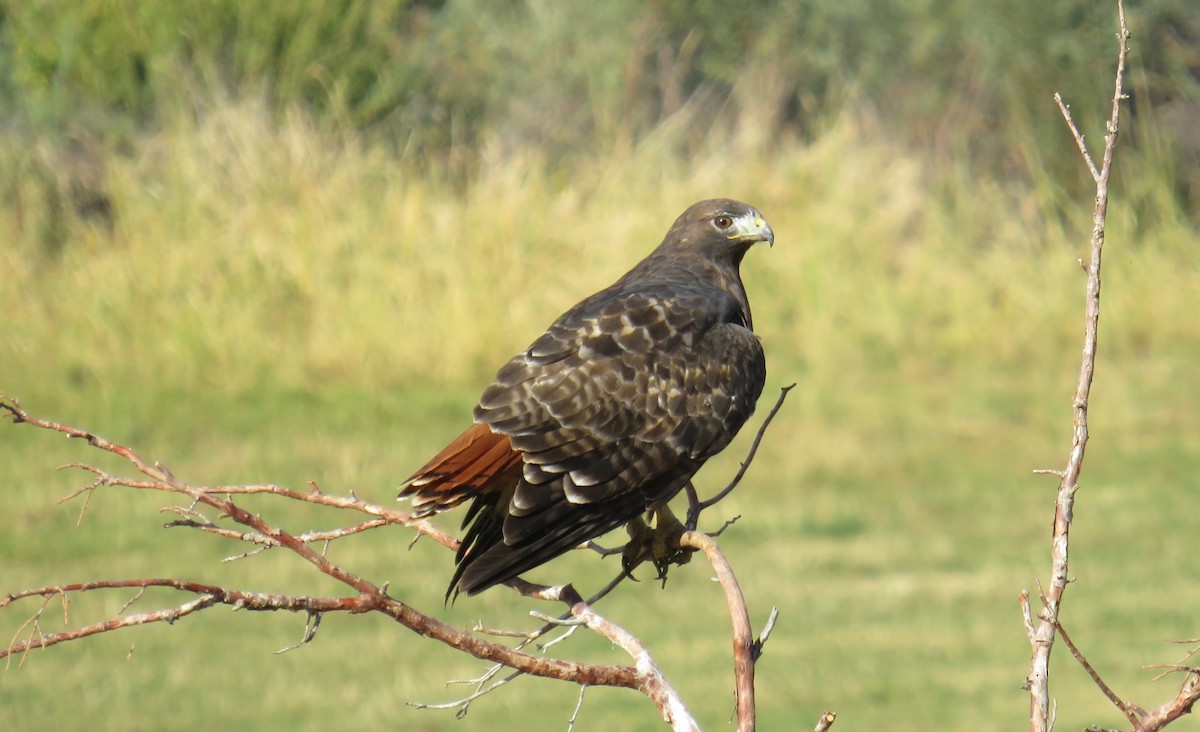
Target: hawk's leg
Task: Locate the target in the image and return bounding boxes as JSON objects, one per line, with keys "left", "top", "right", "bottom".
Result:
{"left": 621, "top": 505, "right": 694, "bottom": 586}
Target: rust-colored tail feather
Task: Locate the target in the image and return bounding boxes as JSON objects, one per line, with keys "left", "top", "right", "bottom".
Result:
{"left": 399, "top": 423, "right": 522, "bottom": 516}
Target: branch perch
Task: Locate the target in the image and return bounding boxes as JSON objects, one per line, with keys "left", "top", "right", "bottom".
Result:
{"left": 2, "top": 382, "right": 799, "bottom": 729}
{"left": 679, "top": 531, "right": 757, "bottom": 732}
{"left": 0, "top": 396, "right": 703, "bottom": 727}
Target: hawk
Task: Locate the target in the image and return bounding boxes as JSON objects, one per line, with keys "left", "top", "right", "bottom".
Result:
{"left": 400, "top": 199, "right": 772, "bottom": 597}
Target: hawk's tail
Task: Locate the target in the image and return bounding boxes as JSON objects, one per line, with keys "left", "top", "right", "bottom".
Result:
{"left": 398, "top": 422, "right": 522, "bottom": 516}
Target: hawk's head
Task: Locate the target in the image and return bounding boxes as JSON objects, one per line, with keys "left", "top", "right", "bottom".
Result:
{"left": 658, "top": 198, "right": 774, "bottom": 266}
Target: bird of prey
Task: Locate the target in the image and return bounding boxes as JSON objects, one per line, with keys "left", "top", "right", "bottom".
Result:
{"left": 399, "top": 198, "right": 772, "bottom": 597}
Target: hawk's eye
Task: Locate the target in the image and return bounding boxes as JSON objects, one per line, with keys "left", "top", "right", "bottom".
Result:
{"left": 713, "top": 215, "right": 733, "bottom": 230}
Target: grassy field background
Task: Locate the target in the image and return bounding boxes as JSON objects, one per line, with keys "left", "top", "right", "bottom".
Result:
{"left": 3, "top": 1, "right": 1200, "bottom": 730}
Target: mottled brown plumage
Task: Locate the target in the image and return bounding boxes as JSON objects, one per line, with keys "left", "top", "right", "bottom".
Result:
{"left": 400, "top": 199, "right": 772, "bottom": 597}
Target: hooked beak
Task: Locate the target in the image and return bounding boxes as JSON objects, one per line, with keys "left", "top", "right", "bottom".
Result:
{"left": 729, "top": 210, "right": 774, "bottom": 248}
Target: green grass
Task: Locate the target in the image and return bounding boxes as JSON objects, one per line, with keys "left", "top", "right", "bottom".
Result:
{"left": 3, "top": 98, "right": 1200, "bottom": 730}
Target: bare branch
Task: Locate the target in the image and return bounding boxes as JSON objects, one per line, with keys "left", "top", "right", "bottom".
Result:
{"left": 164, "top": 515, "right": 392, "bottom": 549}
{"left": 567, "top": 684, "right": 588, "bottom": 732}
{"left": 813, "top": 710, "right": 837, "bottom": 731}
{"left": 407, "top": 668, "right": 525, "bottom": 717}
{"left": 679, "top": 530, "right": 757, "bottom": 732}
{"left": 754, "top": 606, "right": 779, "bottom": 661}
{"left": 1050, "top": 617, "right": 1146, "bottom": 730}
{"left": 1, "top": 394, "right": 749, "bottom": 728}
{"left": 687, "top": 383, "right": 794, "bottom": 529}
{"left": 422, "top": 571, "right": 632, "bottom": 720}
{"left": 1024, "top": 3, "right": 1129, "bottom": 730}
{"left": 1019, "top": 591, "right": 1036, "bottom": 643}
{"left": 2, "top": 357, "right": 799, "bottom": 729}
{"left": 1053, "top": 93, "right": 1101, "bottom": 183}
{"left": 3, "top": 580, "right": 358, "bottom": 662}
{"left": 583, "top": 539, "right": 625, "bottom": 557}
{"left": 1138, "top": 671, "right": 1200, "bottom": 731}
{"left": 275, "top": 612, "right": 322, "bottom": 655}
{"left": 539, "top": 584, "right": 701, "bottom": 732}
{"left": 0, "top": 397, "right": 646, "bottom": 695}
{"left": 1137, "top": 641, "right": 1200, "bottom": 730}
{"left": 51, "top": 464, "right": 461, "bottom": 550}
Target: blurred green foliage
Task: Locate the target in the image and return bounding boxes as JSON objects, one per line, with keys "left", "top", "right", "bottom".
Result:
{"left": 1, "top": 0, "right": 1197, "bottom": 246}
{"left": 2, "top": 1, "right": 1196, "bottom": 170}
{"left": 1, "top": 2, "right": 439, "bottom": 138}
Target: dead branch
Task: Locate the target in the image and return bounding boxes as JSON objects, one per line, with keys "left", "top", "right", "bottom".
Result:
{"left": 425, "top": 571, "right": 633, "bottom": 719}
{"left": 1025, "top": 4, "right": 1200, "bottom": 727}
{"left": 2, "top": 385, "right": 796, "bottom": 729}
{"left": 1137, "top": 671, "right": 1200, "bottom": 730}
{"left": 1051, "top": 628, "right": 1200, "bottom": 731}
{"left": 0, "top": 396, "right": 700, "bottom": 727}
{"left": 55, "top": 463, "right": 461, "bottom": 550}
{"left": 686, "top": 384, "right": 795, "bottom": 530}
{"left": 1136, "top": 639, "right": 1200, "bottom": 730}
{"left": 1050, "top": 616, "right": 1146, "bottom": 730}
{"left": 1023, "top": 2, "right": 1129, "bottom": 730}
{"left": 3, "top": 580, "right": 360, "bottom": 666}
{"left": 537, "top": 583, "right": 701, "bottom": 731}
{"left": 163, "top": 514, "right": 392, "bottom": 550}
{"left": 679, "top": 531, "right": 757, "bottom": 732}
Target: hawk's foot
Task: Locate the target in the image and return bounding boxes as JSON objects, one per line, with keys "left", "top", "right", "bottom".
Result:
{"left": 621, "top": 506, "right": 693, "bottom": 586}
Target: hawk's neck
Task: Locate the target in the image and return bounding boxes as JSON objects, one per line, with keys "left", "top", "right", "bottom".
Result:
{"left": 634, "top": 254, "right": 754, "bottom": 332}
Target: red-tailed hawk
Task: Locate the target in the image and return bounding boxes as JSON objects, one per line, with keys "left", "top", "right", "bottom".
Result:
{"left": 400, "top": 199, "right": 772, "bottom": 597}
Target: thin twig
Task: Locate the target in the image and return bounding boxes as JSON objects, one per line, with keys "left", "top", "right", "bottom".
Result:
{"left": 567, "top": 684, "right": 588, "bottom": 732}
{"left": 539, "top": 625, "right": 582, "bottom": 653}
{"left": 407, "top": 668, "right": 525, "bottom": 716}
{"left": 275, "top": 612, "right": 322, "bottom": 655}
{"left": 3, "top": 584, "right": 358, "bottom": 661}
{"left": 1146, "top": 665, "right": 1200, "bottom": 683}
{"left": 687, "top": 383, "right": 794, "bottom": 529}
{"left": 1019, "top": 591, "right": 1036, "bottom": 643}
{"left": 1051, "top": 617, "right": 1145, "bottom": 730}
{"left": 1136, "top": 639, "right": 1200, "bottom": 730}
{"left": 1053, "top": 94, "right": 1101, "bottom": 183}
{"left": 421, "top": 570, "right": 631, "bottom": 719}
{"left": 752, "top": 606, "right": 779, "bottom": 662}
{"left": 165, "top": 516, "right": 391, "bottom": 549}
{"left": 50, "top": 464, "right": 461, "bottom": 550}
